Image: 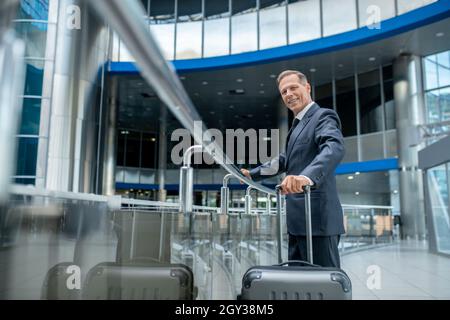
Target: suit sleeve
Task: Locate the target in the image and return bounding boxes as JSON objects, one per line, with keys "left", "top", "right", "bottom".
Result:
{"left": 300, "top": 109, "right": 345, "bottom": 187}
{"left": 249, "top": 152, "right": 287, "bottom": 182}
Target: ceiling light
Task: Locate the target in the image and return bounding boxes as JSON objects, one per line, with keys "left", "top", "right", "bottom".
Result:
{"left": 236, "top": 78, "right": 243, "bottom": 82}
{"left": 270, "top": 74, "right": 276, "bottom": 78}
{"left": 393, "top": 190, "right": 398, "bottom": 194}
{"left": 436, "top": 32, "right": 444, "bottom": 37}
{"left": 260, "top": 83, "right": 265, "bottom": 87}
{"left": 355, "top": 192, "right": 360, "bottom": 195}
{"left": 136, "top": 82, "right": 143, "bottom": 86}
{"left": 310, "top": 68, "right": 316, "bottom": 73}
{"left": 229, "top": 105, "right": 234, "bottom": 109}
{"left": 338, "top": 64, "right": 343, "bottom": 68}
{"left": 202, "top": 81, "right": 208, "bottom": 85}
{"left": 263, "top": 137, "right": 271, "bottom": 141}
{"left": 151, "top": 138, "right": 156, "bottom": 142}
{"left": 347, "top": 176, "right": 354, "bottom": 180}
{"left": 259, "top": 90, "right": 265, "bottom": 94}
{"left": 194, "top": 93, "right": 199, "bottom": 96}
{"left": 229, "top": 89, "right": 245, "bottom": 95}
{"left": 355, "top": 172, "right": 360, "bottom": 175}
{"left": 210, "top": 111, "right": 215, "bottom": 115}
{"left": 263, "top": 104, "right": 268, "bottom": 107}
{"left": 217, "top": 92, "right": 223, "bottom": 95}
{"left": 369, "top": 57, "right": 376, "bottom": 61}
{"left": 247, "top": 114, "right": 253, "bottom": 118}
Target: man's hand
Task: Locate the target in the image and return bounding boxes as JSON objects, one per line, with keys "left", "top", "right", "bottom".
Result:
{"left": 240, "top": 169, "right": 251, "bottom": 184}
{"left": 280, "top": 175, "right": 311, "bottom": 194}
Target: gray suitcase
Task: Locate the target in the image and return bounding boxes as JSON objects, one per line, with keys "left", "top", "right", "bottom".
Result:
{"left": 240, "top": 185, "right": 352, "bottom": 300}
{"left": 83, "top": 261, "right": 197, "bottom": 300}
{"left": 41, "top": 262, "right": 81, "bottom": 300}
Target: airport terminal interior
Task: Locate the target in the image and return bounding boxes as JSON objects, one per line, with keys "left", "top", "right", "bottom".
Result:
{"left": 0, "top": 0, "right": 450, "bottom": 300}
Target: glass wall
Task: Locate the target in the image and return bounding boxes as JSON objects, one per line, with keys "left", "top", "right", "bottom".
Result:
{"left": 117, "top": 129, "right": 158, "bottom": 169}
{"left": 358, "top": 0, "right": 396, "bottom": 28}
{"left": 204, "top": 0, "right": 230, "bottom": 57}
{"left": 336, "top": 75, "right": 357, "bottom": 137}
{"left": 427, "top": 163, "right": 450, "bottom": 255}
{"left": 423, "top": 51, "right": 450, "bottom": 126}
{"left": 231, "top": 6, "right": 257, "bottom": 54}
{"left": 288, "top": 0, "right": 321, "bottom": 44}
{"left": 14, "top": 0, "right": 51, "bottom": 185}
{"left": 259, "top": 4, "right": 286, "bottom": 50}
{"left": 322, "top": 0, "right": 357, "bottom": 37}
{"left": 115, "top": 0, "right": 438, "bottom": 61}
{"left": 358, "top": 69, "right": 383, "bottom": 134}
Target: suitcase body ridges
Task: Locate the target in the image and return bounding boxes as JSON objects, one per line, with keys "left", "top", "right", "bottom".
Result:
{"left": 241, "top": 265, "right": 352, "bottom": 300}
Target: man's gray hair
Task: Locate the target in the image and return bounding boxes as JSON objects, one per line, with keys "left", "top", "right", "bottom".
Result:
{"left": 277, "top": 70, "right": 308, "bottom": 85}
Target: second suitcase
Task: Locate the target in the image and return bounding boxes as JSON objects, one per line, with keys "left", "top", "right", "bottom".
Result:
{"left": 83, "top": 261, "right": 197, "bottom": 300}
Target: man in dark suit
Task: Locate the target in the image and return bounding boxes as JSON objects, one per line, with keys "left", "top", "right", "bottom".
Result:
{"left": 241, "top": 70, "right": 345, "bottom": 268}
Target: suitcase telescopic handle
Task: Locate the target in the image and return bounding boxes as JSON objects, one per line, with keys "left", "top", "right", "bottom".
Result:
{"left": 277, "top": 260, "right": 320, "bottom": 268}
{"left": 275, "top": 184, "right": 314, "bottom": 265}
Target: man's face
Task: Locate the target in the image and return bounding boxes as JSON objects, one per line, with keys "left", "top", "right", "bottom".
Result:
{"left": 278, "top": 74, "right": 312, "bottom": 115}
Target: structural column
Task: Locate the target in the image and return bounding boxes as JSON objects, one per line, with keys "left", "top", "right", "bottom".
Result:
{"left": 101, "top": 76, "right": 117, "bottom": 196}
{"left": 45, "top": 0, "right": 109, "bottom": 192}
{"left": 157, "top": 104, "right": 168, "bottom": 201}
{"left": 393, "top": 54, "right": 427, "bottom": 240}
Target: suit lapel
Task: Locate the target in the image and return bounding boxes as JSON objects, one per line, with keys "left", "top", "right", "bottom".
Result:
{"left": 286, "top": 103, "right": 319, "bottom": 159}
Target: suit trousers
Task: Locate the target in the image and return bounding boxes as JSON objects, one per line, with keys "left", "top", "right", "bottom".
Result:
{"left": 288, "top": 233, "right": 341, "bottom": 268}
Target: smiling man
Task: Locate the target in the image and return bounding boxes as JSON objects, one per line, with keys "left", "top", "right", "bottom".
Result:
{"left": 241, "top": 70, "right": 345, "bottom": 268}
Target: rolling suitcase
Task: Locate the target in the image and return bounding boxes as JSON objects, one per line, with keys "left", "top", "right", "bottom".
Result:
{"left": 240, "top": 185, "right": 352, "bottom": 300}
{"left": 83, "top": 261, "right": 197, "bottom": 300}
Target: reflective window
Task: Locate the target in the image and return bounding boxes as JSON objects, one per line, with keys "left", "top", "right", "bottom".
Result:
{"left": 16, "top": 137, "right": 38, "bottom": 177}
{"left": 15, "top": 21, "right": 48, "bottom": 58}
{"left": 336, "top": 75, "right": 357, "bottom": 137}
{"left": 323, "top": 0, "right": 357, "bottom": 37}
{"left": 425, "top": 90, "right": 440, "bottom": 124}
{"left": 436, "top": 51, "right": 450, "bottom": 88}
{"left": 424, "top": 50, "right": 450, "bottom": 126}
{"left": 16, "top": 0, "right": 49, "bottom": 20}
{"left": 141, "top": 133, "right": 158, "bottom": 168}
{"left": 125, "top": 131, "right": 141, "bottom": 168}
{"left": 176, "top": 20, "right": 202, "bottom": 59}
{"left": 397, "top": 0, "right": 437, "bottom": 15}
{"left": 427, "top": 164, "right": 450, "bottom": 254}
{"left": 231, "top": 10, "right": 257, "bottom": 54}
{"left": 288, "top": 0, "right": 320, "bottom": 43}
{"left": 117, "top": 131, "right": 126, "bottom": 166}
{"left": 383, "top": 65, "right": 395, "bottom": 130}
{"left": 204, "top": 17, "right": 230, "bottom": 57}
{"left": 424, "top": 55, "right": 439, "bottom": 90}
{"left": 24, "top": 60, "right": 44, "bottom": 96}
{"left": 20, "top": 98, "right": 41, "bottom": 135}
{"left": 204, "top": 0, "right": 230, "bottom": 57}
{"left": 259, "top": 5, "right": 286, "bottom": 50}
{"left": 150, "top": 23, "right": 175, "bottom": 60}
{"left": 358, "top": 69, "right": 383, "bottom": 134}
{"left": 315, "top": 82, "right": 333, "bottom": 110}
{"left": 358, "top": 0, "right": 395, "bottom": 28}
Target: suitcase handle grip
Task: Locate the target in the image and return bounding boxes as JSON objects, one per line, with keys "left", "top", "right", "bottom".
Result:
{"left": 277, "top": 260, "right": 320, "bottom": 268}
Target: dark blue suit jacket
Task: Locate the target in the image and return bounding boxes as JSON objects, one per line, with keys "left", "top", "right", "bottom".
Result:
{"left": 250, "top": 103, "right": 345, "bottom": 236}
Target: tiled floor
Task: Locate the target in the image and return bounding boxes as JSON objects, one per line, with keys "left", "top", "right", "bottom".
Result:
{"left": 341, "top": 240, "right": 450, "bottom": 300}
